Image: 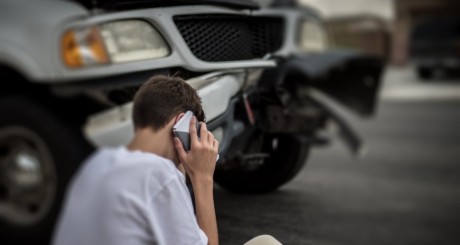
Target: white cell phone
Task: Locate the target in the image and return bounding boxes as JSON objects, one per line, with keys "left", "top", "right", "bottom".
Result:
{"left": 172, "top": 111, "right": 200, "bottom": 151}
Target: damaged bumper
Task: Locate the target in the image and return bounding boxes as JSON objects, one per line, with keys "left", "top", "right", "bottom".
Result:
{"left": 258, "top": 50, "right": 385, "bottom": 156}
{"left": 261, "top": 50, "right": 385, "bottom": 116}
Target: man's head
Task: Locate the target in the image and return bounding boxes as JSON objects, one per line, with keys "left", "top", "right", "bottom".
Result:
{"left": 132, "top": 75, "right": 205, "bottom": 132}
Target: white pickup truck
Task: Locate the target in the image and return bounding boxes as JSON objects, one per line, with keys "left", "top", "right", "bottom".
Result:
{"left": 0, "top": 0, "right": 280, "bottom": 243}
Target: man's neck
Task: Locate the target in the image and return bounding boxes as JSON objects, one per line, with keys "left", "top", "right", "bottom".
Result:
{"left": 127, "top": 126, "right": 178, "bottom": 165}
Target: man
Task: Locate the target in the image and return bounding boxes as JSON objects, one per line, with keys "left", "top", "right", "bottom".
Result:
{"left": 52, "top": 75, "right": 219, "bottom": 245}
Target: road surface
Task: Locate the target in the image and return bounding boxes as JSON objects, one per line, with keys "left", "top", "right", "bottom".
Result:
{"left": 215, "top": 67, "right": 460, "bottom": 245}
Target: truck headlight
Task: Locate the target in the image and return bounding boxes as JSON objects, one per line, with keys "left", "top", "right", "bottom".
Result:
{"left": 61, "top": 20, "right": 169, "bottom": 68}
{"left": 298, "top": 20, "right": 328, "bottom": 52}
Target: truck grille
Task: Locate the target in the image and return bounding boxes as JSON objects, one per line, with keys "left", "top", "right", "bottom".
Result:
{"left": 174, "top": 14, "right": 284, "bottom": 62}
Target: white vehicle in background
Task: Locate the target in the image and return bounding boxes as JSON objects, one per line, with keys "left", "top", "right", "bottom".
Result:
{"left": 0, "top": 0, "right": 279, "bottom": 243}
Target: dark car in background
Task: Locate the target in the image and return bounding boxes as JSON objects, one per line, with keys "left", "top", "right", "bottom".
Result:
{"left": 411, "top": 17, "right": 460, "bottom": 79}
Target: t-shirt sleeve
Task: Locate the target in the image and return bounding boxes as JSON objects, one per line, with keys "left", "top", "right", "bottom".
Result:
{"left": 146, "top": 175, "right": 208, "bottom": 245}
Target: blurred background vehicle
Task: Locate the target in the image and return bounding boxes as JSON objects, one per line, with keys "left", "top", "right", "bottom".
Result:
{"left": 0, "top": 0, "right": 278, "bottom": 243}
{"left": 214, "top": 0, "right": 385, "bottom": 193}
{"left": 411, "top": 17, "right": 460, "bottom": 80}
{"left": 392, "top": 0, "right": 460, "bottom": 77}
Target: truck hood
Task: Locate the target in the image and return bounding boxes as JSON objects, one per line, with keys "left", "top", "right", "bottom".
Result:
{"left": 71, "top": 0, "right": 259, "bottom": 10}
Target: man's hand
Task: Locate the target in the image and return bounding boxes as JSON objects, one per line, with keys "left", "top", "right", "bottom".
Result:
{"left": 174, "top": 116, "right": 219, "bottom": 181}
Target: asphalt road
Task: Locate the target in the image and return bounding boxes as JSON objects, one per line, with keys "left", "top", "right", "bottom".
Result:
{"left": 215, "top": 68, "right": 460, "bottom": 245}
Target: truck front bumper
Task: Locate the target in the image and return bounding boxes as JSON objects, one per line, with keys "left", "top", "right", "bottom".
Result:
{"left": 83, "top": 71, "right": 246, "bottom": 153}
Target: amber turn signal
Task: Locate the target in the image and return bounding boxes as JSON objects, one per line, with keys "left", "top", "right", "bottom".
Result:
{"left": 61, "top": 27, "right": 109, "bottom": 68}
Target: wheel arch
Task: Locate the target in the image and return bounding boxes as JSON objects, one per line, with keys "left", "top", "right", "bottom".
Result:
{"left": 0, "top": 65, "right": 104, "bottom": 126}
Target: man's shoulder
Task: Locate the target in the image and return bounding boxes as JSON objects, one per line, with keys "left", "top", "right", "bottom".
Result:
{"left": 89, "top": 147, "right": 175, "bottom": 170}
{"left": 116, "top": 147, "right": 177, "bottom": 173}
{"left": 98, "top": 147, "right": 181, "bottom": 189}
{"left": 75, "top": 147, "right": 183, "bottom": 202}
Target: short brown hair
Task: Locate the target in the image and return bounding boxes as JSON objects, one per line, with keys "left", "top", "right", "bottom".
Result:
{"left": 132, "top": 75, "right": 205, "bottom": 131}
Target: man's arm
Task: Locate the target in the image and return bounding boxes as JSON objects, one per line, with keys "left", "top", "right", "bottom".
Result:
{"left": 190, "top": 174, "right": 218, "bottom": 245}
{"left": 174, "top": 116, "right": 219, "bottom": 245}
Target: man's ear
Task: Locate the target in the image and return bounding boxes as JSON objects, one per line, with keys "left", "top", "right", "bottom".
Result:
{"left": 173, "top": 112, "right": 186, "bottom": 124}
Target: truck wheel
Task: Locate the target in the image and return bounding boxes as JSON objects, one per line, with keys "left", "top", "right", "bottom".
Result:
{"left": 215, "top": 133, "right": 309, "bottom": 193}
{"left": 417, "top": 67, "right": 433, "bottom": 80}
{"left": 0, "top": 96, "right": 92, "bottom": 244}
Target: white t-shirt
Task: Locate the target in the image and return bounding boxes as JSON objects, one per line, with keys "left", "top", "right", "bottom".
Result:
{"left": 52, "top": 147, "right": 208, "bottom": 245}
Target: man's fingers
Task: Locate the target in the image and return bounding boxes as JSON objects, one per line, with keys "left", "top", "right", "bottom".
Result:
{"left": 200, "top": 122, "right": 208, "bottom": 140}
{"left": 207, "top": 131, "right": 214, "bottom": 144}
{"left": 174, "top": 137, "right": 188, "bottom": 162}
{"left": 189, "top": 116, "right": 198, "bottom": 143}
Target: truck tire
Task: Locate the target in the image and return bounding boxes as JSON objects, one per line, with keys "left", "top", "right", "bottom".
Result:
{"left": 215, "top": 133, "right": 309, "bottom": 193}
{"left": 0, "top": 96, "right": 92, "bottom": 244}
